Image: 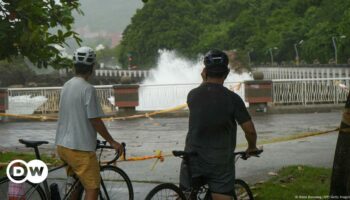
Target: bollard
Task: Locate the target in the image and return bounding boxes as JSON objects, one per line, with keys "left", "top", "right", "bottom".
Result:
{"left": 113, "top": 84, "right": 139, "bottom": 113}
{"left": 252, "top": 71, "right": 264, "bottom": 80}
{"left": 244, "top": 78, "right": 272, "bottom": 114}
{"left": 0, "top": 88, "right": 8, "bottom": 122}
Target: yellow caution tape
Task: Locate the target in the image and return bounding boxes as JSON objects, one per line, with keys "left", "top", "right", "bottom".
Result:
{"left": 0, "top": 127, "right": 340, "bottom": 170}
{"left": 0, "top": 104, "right": 188, "bottom": 122}
{"left": 104, "top": 104, "right": 188, "bottom": 121}
{"left": 0, "top": 87, "right": 344, "bottom": 169}
{"left": 0, "top": 81, "right": 346, "bottom": 122}
{"left": 236, "top": 127, "right": 339, "bottom": 148}
{"left": 0, "top": 113, "right": 58, "bottom": 121}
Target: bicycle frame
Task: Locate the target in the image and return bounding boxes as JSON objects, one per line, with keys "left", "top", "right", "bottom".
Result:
{"left": 16, "top": 139, "right": 125, "bottom": 200}
{"left": 175, "top": 149, "right": 263, "bottom": 200}
{"left": 28, "top": 163, "right": 69, "bottom": 199}
{"left": 44, "top": 162, "right": 114, "bottom": 200}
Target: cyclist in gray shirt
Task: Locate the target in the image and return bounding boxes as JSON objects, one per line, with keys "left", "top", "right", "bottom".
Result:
{"left": 56, "top": 47, "right": 123, "bottom": 200}
{"left": 180, "top": 50, "right": 258, "bottom": 200}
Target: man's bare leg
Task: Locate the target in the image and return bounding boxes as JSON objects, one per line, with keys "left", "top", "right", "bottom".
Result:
{"left": 84, "top": 189, "right": 99, "bottom": 200}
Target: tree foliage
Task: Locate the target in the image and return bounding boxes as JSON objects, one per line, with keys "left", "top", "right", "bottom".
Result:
{"left": 0, "top": 0, "right": 82, "bottom": 68}
{"left": 118, "top": 0, "right": 350, "bottom": 68}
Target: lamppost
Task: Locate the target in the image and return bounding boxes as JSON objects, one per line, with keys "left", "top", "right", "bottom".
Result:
{"left": 294, "top": 40, "right": 303, "bottom": 65}
{"left": 268, "top": 47, "right": 278, "bottom": 66}
{"left": 247, "top": 49, "right": 253, "bottom": 67}
{"left": 332, "top": 35, "right": 346, "bottom": 64}
{"left": 127, "top": 53, "right": 132, "bottom": 70}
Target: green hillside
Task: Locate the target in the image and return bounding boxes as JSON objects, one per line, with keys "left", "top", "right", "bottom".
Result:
{"left": 117, "top": 0, "right": 350, "bottom": 68}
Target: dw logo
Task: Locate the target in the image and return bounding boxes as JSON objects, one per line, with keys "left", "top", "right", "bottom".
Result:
{"left": 6, "top": 159, "right": 48, "bottom": 184}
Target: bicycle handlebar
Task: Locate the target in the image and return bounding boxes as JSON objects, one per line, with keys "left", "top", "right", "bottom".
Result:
{"left": 96, "top": 140, "right": 126, "bottom": 165}
{"left": 173, "top": 149, "right": 263, "bottom": 161}
{"left": 234, "top": 149, "right": 263, "bottom": 160}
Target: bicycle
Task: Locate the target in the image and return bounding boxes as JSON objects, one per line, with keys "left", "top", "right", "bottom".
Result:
{"left": 0, "top": 139, "right": 134, "bottom": 200}
{"left": 145, "top": 149, "right": 263, "bottom": 200}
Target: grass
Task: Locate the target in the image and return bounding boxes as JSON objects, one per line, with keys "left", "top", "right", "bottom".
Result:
{"left": 252, "top": 165, "right": 331, "bottom": 200}
{"left": 0, "top": 151, "right": 62, "bottom": 177}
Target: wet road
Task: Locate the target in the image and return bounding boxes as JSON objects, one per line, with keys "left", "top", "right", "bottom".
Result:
{"left": 0, "top": 111, "right": 342, "bottom": 199}
{"left": 0, "top": 111, "right": 341, "bottom": 152}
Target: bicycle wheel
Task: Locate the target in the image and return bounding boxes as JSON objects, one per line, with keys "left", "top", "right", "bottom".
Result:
{"left": 79, "top": 165, "right": 134, "bottom": 200}
{"left": 145, "top": 183, "right": 187, "bottom": 200}
{"left": 0, "top": 177, "right": 46, "bottom": 199}
{"left": 234, "top": 179, "right": 254, "bottom": 200}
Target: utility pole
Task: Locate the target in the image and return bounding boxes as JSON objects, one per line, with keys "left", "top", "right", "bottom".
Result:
{"left": 332, "top": 35, "right": 346, "bottom": 64}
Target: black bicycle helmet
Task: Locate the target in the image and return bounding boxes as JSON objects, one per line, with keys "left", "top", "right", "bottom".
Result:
{"left": 203, "top": 50, "right": 229, "bottom": 72}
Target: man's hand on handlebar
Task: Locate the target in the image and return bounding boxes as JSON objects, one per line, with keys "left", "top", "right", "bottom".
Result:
{"left": 245, "top": 146, "right": 262, "bottom": 158}
{"left": 110, "top": 140, "right": 124, "bottom": 156}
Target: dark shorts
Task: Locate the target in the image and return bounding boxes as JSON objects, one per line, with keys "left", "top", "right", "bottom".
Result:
{"left": 179, "top": 158, "right": 235, "bottom": 196}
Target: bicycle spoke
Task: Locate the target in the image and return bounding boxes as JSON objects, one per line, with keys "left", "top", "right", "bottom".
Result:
{"left": 151, "top": 188, "right": 181, "bottom": 199}
{"left": 0, "top": 179, "right": 45, "bottom": 200}
{"left": 234, "top": 182, "right": 251, "bottom": 200}
{"left": 100, "top": 169, "right": 128, "bottom": 199}
{"left": 79, "top": 166, "right": 133, "bottom": 200}
{"left": 235, "top": 188, "right": 249, "bottom": 200}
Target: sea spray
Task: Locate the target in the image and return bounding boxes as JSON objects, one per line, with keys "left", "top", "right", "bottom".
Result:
{"left": 137, "top": 50, "right": 251, "bottom": 110}
{"left": 143, "top": 50, "right": 252, "bottom": 85}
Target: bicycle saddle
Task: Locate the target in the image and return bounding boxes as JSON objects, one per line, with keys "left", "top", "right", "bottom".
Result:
{"left": 19, "top": 139, "right": 49, "bottom": 148}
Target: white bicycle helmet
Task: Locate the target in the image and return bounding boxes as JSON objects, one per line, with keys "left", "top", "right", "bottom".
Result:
{"left": 73, "top": 46, "right": 96, "bottom": 65}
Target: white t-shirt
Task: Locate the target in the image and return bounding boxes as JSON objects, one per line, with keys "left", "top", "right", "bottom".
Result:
{"left": 55, "top": 77, "right": 104, "bottom": 151}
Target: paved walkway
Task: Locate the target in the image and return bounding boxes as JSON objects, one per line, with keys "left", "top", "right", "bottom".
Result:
{"left": 0, "top": 111, "right": 342, "bottom": 199}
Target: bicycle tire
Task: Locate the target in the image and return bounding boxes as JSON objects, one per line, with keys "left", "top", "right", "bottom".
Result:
{"left": 145, "top": 183, "right": 187, "bottom": 200}
{"left": 0, "top": 176, "right": 46, "bottom": 200}
{"left": 234, "top": 179, "right": 254, "bottom": 200}
{"left": 78, "top": 165, "right": 134, "bottom": 200}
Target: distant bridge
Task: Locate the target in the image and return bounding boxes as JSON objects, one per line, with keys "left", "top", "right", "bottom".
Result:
{"left": 59, "top": 69, "right": 151, "bottom": 78}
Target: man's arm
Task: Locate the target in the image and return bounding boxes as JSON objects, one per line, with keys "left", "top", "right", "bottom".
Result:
{"left": 240, "top": 120, "right": 258, "bottom": 152}
{"left": 90, "top": 118, "right": 123, "bottom": 155}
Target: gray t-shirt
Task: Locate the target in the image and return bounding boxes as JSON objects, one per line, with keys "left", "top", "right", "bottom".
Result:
{"left": 55, "top": 77, "right": 104, "bottom": 151}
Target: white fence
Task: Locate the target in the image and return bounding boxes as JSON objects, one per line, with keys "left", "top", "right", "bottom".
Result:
{"left": 59, "top": 69, "right": 150, "bottom": 78}
{"left": 94, "top": 70, "right": 150, "bottom": 78}
{"left": 137, "top": 82, "right": 244, "bottom": 111}
{"left": 273, "top": 78, "right": 349, "bottom": 105}
{"left": 6, "top": 82, "right": 244, "bottom": 114}
{"left": 8, "top": 86, "right": 115, "bottom": 114}
{"left": 254, "top": 67, "right": 350, "bottom": 80}
{"left": 6, "top": 78, "right": 349, "bottom": 114}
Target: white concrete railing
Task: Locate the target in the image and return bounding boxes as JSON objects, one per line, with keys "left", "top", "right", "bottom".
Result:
{"left": 137, "top": 82, "right": 244, "bottom": 111}
{"left": 8, "top": 86, "right": 115, "bottom": 114}
{"left": 6, "top": 82, "right": 244, "bottom": 114}
{"left": 59, "top": 69, "right": 150, "bottom": 78}
{"left": 94, "top": 70, "right": 150, "bottom": 78}
{"left": 6, "top": 78, "right": 349, "bottom": 114}
{"left": 254, "top": 67, "right": 350, "bottom": 80}
{"left": 272, "top": 78, "right": 350, "bottom": 105}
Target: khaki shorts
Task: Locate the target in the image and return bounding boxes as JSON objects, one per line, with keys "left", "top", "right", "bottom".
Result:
{"left": 57, "top": 145, "right": 100, "bottom": 189}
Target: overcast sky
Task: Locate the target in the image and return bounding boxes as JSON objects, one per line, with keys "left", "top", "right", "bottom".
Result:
{"left": 73, "top": 0, "right": 143, "bottom": 33}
